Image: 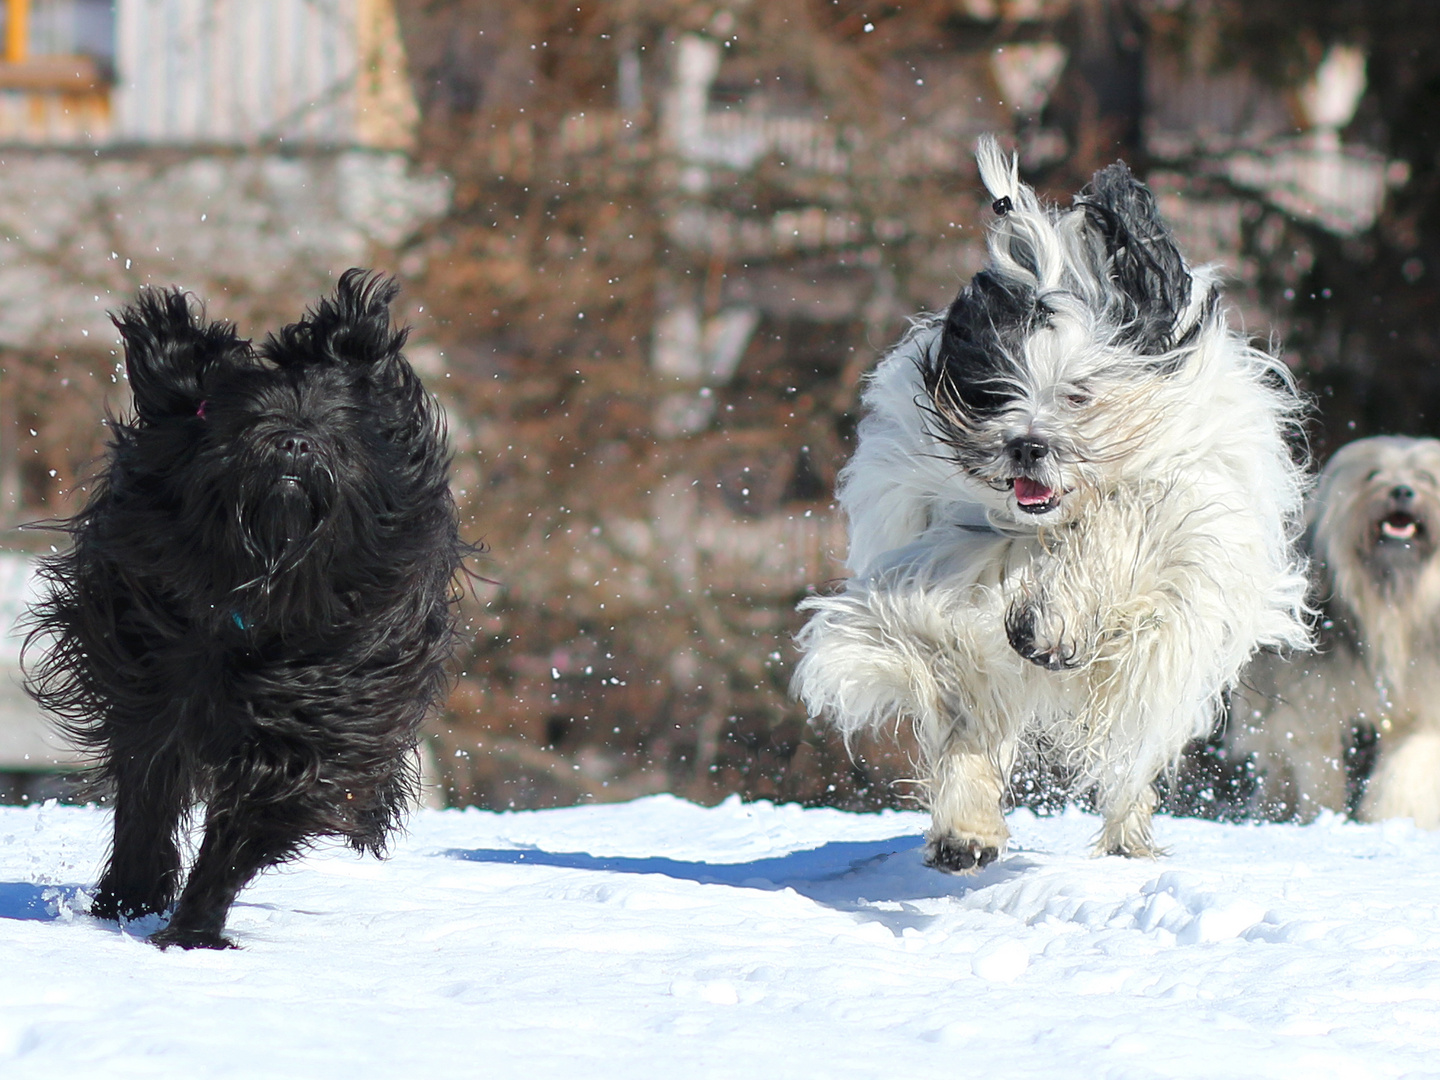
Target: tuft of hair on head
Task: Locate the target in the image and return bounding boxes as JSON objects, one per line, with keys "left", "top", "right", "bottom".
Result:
{"left": 263, "top": 268, "right": 410, "bottom": 371}
{"left": 112, "top": 288, "right": 251, "bottom": 425}
{"left": 975, "top": 136, "right": 1025, "bottom": 209}
{"left": 972, "top": 136, "right": 1059, "bottom": 288}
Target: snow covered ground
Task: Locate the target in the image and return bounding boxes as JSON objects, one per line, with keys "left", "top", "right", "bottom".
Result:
{"left": 4, "top": 796, "right": 1440, "bottom": 1079}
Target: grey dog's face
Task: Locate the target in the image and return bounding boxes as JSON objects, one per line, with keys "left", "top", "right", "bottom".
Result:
{"left": 1314, "top": 436, "right": 1440, "bottom": 588}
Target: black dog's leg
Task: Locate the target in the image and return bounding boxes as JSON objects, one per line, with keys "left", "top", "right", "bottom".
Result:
{"left": 91, "top": 748, "right": 188, "bottom": 922}
{"left": 347, "top": 754, "right": 416, "bottom": 856}
{"left": 150, "top": 790, "right": 311, "bottom": 950}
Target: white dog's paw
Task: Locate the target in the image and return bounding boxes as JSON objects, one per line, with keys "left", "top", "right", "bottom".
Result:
{"left": 1004, "top": 599, "right": 1083, "bottom": 671}
{"left": 923, "top": 834, "right": 1001, "bottom": 874}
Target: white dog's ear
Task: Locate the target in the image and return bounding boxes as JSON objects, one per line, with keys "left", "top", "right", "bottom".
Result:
{"left": 1074, "top": 164, "right": 1203, "bottom": 357}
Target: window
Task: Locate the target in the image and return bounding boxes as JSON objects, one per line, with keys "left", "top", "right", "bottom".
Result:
{"left": 0, "top": 0, "right": 114, "bottom": 86}
{"left": 28, "top": 0, "right": 115, "bottom": 62}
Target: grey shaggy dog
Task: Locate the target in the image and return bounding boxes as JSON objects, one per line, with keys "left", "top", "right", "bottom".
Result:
{"left": 1233, "top": 436, "right": 1440, "bottom": 826}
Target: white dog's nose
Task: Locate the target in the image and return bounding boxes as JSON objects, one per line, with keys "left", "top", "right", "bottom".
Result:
{"left": 1007, "top": 436, "right": 1049, "bottom": 469}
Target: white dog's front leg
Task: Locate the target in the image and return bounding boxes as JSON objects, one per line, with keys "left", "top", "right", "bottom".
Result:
{"left": 923, "top": 745, "right": 1011, "bottom": 872}
{"left": 1094, "top": 783, "right": 1161, "bottom": 858}
{"left": 1004, "top": 588, "right": 1090, "bottom": 671}
{"left": 1002, "top": 539, "right": 1106, "bottom": 674}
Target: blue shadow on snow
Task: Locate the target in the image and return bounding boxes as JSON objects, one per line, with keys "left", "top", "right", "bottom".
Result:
{"left": 441, "top": 836, "right": 924, "bottom": 890}
{"left": 0, "top": 881, "right": 88, "bottom": 922}
{"left": 438, "top": 836, "right": 1043, "bottom": 931}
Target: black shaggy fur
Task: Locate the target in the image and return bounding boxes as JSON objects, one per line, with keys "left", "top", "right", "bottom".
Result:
{"left": 24, "top": 269, "right": 467, "bottom": 949}
{"left": 932, "top": 270, "right": 1038, "bottom": 419}
{"left": 1074, "top": 162, "right": 1199, "bottom": 357}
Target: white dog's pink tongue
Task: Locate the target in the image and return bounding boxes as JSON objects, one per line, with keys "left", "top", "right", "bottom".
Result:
{"left": 1014, "top": 478, "right": 1054, "bottom": 507}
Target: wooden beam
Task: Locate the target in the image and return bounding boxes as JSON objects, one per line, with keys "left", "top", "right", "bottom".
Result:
{"left": 4, "top": 0, "right": 27, "bottom": 65}
{"left": 0, "top": 55, "right": 105, "bottom": 92}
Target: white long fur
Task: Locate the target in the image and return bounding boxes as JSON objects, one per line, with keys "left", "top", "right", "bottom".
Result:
{"left": 794, "top": 140, "right": 1310, "bottom": 861}
{"left": 1233, "top": 436, "right": 1440, "bottom": 825}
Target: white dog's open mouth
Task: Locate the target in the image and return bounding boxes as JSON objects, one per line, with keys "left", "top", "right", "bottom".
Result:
{"left": 1379, "top": 511, "right": 1422, "bottom": 542}
{"left": 1013, "top": 477, "right": 1059, "bottom": 514}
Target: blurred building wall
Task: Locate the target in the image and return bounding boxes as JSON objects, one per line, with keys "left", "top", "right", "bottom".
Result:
{"left": 393, "top": 1, "right": 1429, "bottom": 812}
{"left": 0, "top": 0, "right": 448, "bottom": 520}
{"left": 0, "top": 0, "right": 415, "bottom": 147}
{"left": 0, "top": 552, "right": 83, "bottom": 778}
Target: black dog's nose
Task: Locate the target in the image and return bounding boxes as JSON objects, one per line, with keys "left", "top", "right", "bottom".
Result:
{"left": 1006, "top": 436, "right": 1050, "bottom": 469}
{"left": 277, "top": 434, "right": 314, "bottom": 472}
{"left": 279, "top": 434, "right": 312, "bottom": 457}
{"left": 1391, "top": 484, "right": 1415, "bottom": 503}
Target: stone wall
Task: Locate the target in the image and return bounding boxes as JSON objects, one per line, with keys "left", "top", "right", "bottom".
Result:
{"left": 0, "top": 149, "right": 449, "bottom": 351}
{"left": 0, "top": 148, "right": 451, "bottom": 524}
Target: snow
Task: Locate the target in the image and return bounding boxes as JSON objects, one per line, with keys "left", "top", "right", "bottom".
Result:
{"left": 4, "top": 795, "right": 1440, "bottom": 1078}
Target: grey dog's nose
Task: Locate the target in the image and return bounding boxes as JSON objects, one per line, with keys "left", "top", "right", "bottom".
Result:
{"left": 1007, "top": 436, "right": 1050, "bottom": 469}
{"left": 1391, "top": 484, "right": 1415, "bottom": 503}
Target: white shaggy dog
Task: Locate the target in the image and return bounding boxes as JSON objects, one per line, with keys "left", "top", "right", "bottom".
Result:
{"left": 1232, "top": 436, "right": 1440, "bottom": 827}
{"left": 792, "top": 140, "right": 1310, "bottom": 870}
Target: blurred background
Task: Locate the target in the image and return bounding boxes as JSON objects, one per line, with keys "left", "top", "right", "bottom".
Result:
{"left": 0, "top": 0, "right": 1434, "bottom": 811}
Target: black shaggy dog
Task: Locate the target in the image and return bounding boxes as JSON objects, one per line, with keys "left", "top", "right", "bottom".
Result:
{"left": 26, "top": 269, "right": 466, "bottom": 949}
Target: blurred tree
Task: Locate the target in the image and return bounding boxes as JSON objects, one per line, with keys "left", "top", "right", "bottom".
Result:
{"left": 375, "top": 0, "right": 1440, "bottom": 810}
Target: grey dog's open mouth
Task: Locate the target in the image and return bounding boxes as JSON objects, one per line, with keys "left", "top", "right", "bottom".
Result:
{"left": 1013, "top": 477, "right": 1059, "bottom": 514}
{"left": 1379, "top": 510, "right": 1421, "bottom": 542}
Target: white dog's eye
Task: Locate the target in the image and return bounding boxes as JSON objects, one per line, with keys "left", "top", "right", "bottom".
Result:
{"left": 1063, "top": 389, "right": 1090, "bottom": 407}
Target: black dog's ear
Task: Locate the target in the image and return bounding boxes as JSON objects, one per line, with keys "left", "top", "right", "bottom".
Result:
{"left": 1074, "top": 163, "right": 1199, "bottom": 356}
{"left": 264, "top": 268, "right": 409, "bottom": 370}
{"left": 112, "top": 289, "right": 250, "bottom": 424}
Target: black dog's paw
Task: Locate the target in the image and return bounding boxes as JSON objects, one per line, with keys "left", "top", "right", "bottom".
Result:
{"left": 924, "top": 836, "right": 1000, "bottom": 874}
{"left": 90, "top": 888, "right": 164, "bottom": 923}
{"left": 89, "top": 892, "right": 123, "bottom": 922}
{"left": 150, "top": 926, "right": 237, "bottom": 951}
{"left": 1005, "top": 602, "right": 1078, "bottom": 671}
